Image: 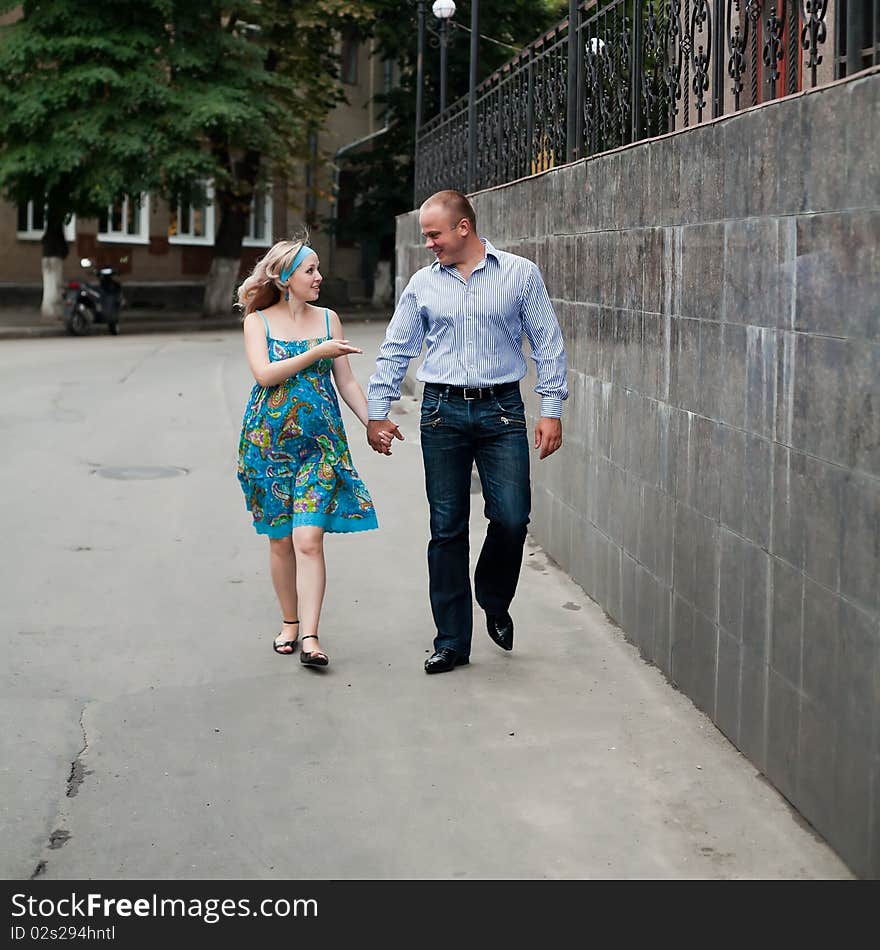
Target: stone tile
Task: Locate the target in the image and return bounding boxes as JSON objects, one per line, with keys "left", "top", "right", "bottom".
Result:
{"left": 656, "top": 403, "right": 680, "bottom": 498}
{"left": 609, "top": 382, "right": 628, "bottom": 469}
{"left": 654, "top": 584, "right": 673, "bottom": 675}
{"left": 596, "top": 307, "right": 615, "bottom": 385}
{"left": 765, "top": 669, "right": 801, "bottom": 803}
{"left": 744, "top": 326, "right": 777, "bottom": 440}
{"left": 570, "top": 302, "right": 593, "bottom": 377}
{"left": 673, "top": 502, "right": 699, "bottom": 607}
{"left": 800, "top": 83, "right": 853, "bottom": 215}
{"left": 795, "top": 211, "right": 880, "bottom": 344}
{"left": 739, "top": 645, "right": 768, "bottom": 769}
{"left": 620, "top": 553, "right": 639, "bottom": 641}
{"left": 723, "top": 103, "right": 779, "bottom": 218}
{"left": 723, "top": 219, "right": 795, "bottom": 329}
{"left": 641, "top": 313, "right": 666, "bottom": 403}
{"left": 836, "top": 600, "right": 880, "bottom": 751}
{"left": 687, "top": 414, "right": 723, "bottom": 521}
{"left": 717, "top": 323, "right": 747, "bottom": 429}
{"left": 622, "top": 469, "right": 641, "bottom": 558}
{"left": 669, "top": 317, "right": 700, "bottom": 412}
{"left": 719, "top": 526, "right": 745, "bottom": 640}
{"left": 772, "top": 444, "right": 806, "bottom": 570}
{"left": 844, "top": 76, "right": 880, "bottom": 211}
{"left": 606, "top": 540, "right": 622, "bottom": 625}
{"left": 839, "top": 471, "right": 880, "bottom": 615}
{"left": 801, "top": 578, "right": 840, "bottom": 709}
{"left": 671, "top": 592, "right": 695, "bottom": 695}
{"left": 679, "top": 222, "right": 725, "bottom": 322}
{"left": 716, "top": 628, "right": 742, "bottom": 744}
{"left": 593, "top": 530, "right": 608, "bottom": 607}
{"left": 699, "top": 321, "right": 724, "bottom": 422}
{"left": 691, "top": 608, "right": 719, "bottom": 716}
{"left": 742, "top": 540, "right": 770, "bottom": 656}
{"left": 771, "top": 557, "right": 804, "bottom": 687}
{"left": 831, "top": 728, "right": 874, "bottom": 878}
{"left": 796, "top": 697, "right": 837, "bottom": 841}
{"left": 801, "top": 455, "right": 844, "bottom": 592}
{"left": 635, "top": 564, "right": 657, "bottom": 659}
{"left": 692, "top": 508, "right": 719, "bottom": 624}
{"left": 642, "top": 228, "right": 667, "bottom": 316}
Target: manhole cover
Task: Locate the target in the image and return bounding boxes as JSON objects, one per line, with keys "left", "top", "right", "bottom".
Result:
{"left": 94, "top": 466, "right": 189, "bottom": 480}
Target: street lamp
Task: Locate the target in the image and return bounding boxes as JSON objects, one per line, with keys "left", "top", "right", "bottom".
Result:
{"left": 432, "top": 0, "right": 456, "bottom": 114}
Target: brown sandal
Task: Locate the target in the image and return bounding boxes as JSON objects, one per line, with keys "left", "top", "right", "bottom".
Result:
{"left": 300, "top": 634, "right": 329, "bottom": 667}
{"left": 273, "top": 619, "right": 299, "bottom": 655}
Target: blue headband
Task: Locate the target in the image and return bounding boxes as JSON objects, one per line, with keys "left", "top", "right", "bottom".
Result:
{"left": 280, "top": 244, "right": 315, "bottom": 283}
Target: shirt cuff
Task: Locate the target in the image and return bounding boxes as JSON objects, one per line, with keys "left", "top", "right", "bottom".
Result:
{"left": 368, "top": 398, "right": 391, "bottom": 420}
{"left": 539, "top": 397, "right": 563, "bottom": 418}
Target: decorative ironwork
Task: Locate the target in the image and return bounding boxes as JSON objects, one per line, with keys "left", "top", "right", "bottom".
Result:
{"left": 726, "top": 0, "right": 749, "bottom": 110}
{"left": 762, "top": 0, "right": 785, "bottom": 89}
{"left": 800, "top": 0, "right": 828, "bottom": 87}
{"left": 689, "top": 0, "right": 712, "bottom": 121}
{"left": 413, "top": 0, "right": 863, "bottom": 204}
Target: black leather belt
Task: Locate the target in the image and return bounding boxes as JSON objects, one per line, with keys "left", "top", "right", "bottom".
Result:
{"left": 424, "top": 382, "right": 520, "bottom": 401}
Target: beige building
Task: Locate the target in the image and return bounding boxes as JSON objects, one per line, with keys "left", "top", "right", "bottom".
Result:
{"left": 0, "top": 29, "right": 394, "bottom": 306}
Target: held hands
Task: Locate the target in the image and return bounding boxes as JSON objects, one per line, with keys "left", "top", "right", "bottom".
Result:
{"left": 534, "top": 417, "right": 563, "bottom": 460}
{"left": 316, "top": 339, "right": 363, "bottom": 360}
{"left": 367, "top": 419, "right": 404, "bottom": 456}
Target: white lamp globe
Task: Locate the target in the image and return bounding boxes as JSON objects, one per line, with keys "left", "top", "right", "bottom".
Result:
{"left": 432, "top": 0, "right": 456, "bottom": 19}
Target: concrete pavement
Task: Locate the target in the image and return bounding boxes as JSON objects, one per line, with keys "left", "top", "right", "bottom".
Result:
{"left": 0, "top": 322, "right": 853, "bottom": 879}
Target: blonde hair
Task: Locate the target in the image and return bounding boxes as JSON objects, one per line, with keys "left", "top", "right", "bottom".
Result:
{"left": 236, "top": 232, "right": 311, "bottom": 317}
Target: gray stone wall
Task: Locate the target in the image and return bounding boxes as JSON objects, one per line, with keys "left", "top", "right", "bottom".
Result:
{"left": 395, "top": 71, "right": 880, "bottom": 878}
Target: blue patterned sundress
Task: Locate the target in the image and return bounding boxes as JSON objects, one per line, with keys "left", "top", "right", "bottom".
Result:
{"left": 237, "top": 308, "right": 378, "bottom": 537}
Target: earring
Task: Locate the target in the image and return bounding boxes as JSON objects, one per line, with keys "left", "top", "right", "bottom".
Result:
{"left": 285, "top": 290, "right": 289, "bottom": 301}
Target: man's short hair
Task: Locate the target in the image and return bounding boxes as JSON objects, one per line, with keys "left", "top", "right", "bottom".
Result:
{"left": 421, "top": 190, "right": 477, "bottom": 230}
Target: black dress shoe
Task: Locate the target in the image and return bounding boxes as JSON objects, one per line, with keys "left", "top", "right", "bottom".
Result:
{"left": 424, "top": 648, "right": 469, "bottom": 674}
{"left": 486, "top": 611, "right": 514, "bottom": 651}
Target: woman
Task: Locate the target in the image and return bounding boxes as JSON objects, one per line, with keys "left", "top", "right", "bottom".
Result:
{"left": 236, "top": 236, "right": 380, "bottom": 668}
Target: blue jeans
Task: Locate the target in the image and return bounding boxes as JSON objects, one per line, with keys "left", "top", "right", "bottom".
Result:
{"left": 420, "top": 382, "right": 531, "bottom": 657}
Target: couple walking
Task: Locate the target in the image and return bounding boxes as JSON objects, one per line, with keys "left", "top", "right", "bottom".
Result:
{"left": 236, "top": 190, "right": 568, "bottom": 672}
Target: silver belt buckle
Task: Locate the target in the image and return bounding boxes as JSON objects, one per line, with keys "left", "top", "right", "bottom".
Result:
{"left": 463, "top": 387, "right": 480, "bottom": 401}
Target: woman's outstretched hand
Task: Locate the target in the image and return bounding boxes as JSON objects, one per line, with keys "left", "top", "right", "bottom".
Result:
{"left": 316, "top": 339, "right": 363, "bottom": 359}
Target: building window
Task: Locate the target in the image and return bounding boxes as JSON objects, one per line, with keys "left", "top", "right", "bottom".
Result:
{"left": 243, "top": 187, "right": 273, "bottom": 247}
{"left": 98, "top": 194, "right": 149, "bottom": 244}
{"left": 16, "top": 201, "right": 75, "bottom": 241}
{"left": 168, "top": 184, "right": 214, "bottom": 245}
{"left": 341, "top": 33, "right": 359, "bottom": 85}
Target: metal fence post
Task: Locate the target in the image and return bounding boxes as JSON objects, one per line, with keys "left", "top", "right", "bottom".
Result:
{"left": 712, "top": 0, "right": 725, "bottom": 117}
{"left": 527, "top": 49, "right": 535, "bottom": 177}
{"left": 631, "top": 0, "right": 643, "bottom": 143}
{"left": 467, "top": 0, "right": 480, "bottom": 193}
{"left": 567, "top": 0, "right": 579, "bottom": 161}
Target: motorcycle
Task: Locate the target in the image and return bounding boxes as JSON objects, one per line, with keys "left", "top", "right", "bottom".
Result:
{"left": 63, "top": 257, "right": 127, "bottom": 336}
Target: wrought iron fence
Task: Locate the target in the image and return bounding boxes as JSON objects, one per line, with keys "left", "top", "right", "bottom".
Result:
{"left": 414, "top": 0, "right": 878, "bottom": 203}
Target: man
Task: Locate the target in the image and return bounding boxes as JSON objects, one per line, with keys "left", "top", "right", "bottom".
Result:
{"left": 367, "top": 190, "right": 567, "bottom": 674}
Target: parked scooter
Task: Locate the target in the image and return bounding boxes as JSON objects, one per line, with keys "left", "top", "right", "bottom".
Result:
{"left": 63, "top": 257, "right": 127, "bottom": 336}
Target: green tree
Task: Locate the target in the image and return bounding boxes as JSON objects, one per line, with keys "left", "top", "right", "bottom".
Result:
{"left": 0, "top": 0, "right": 175, "bottom": 318}
{"left": 332, "top": 0, "right": 568, "bottom": 295}
{"left": 163, "top": 0, "right": 369, "bottom": 316}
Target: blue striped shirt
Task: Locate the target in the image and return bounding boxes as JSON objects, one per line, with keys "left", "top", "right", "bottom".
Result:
{"left": 368, "top": 240, "right": 568, "bottom": 419}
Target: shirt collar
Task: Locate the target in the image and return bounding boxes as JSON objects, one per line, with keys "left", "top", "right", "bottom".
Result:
{"left": 431, "top": 238, "right": 500, "bottom": 272}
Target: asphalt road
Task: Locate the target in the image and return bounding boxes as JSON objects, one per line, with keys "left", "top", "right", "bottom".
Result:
{"left": 0, "top": 324, "right": 853, "bottom": 879}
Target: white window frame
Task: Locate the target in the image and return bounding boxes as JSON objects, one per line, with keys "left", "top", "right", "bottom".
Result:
{"left": 98, "top": 193, "right": 150, "bottom": 244}
{"left": 168, "top": 183, "right": 215, "bottom": 246}
{"left": 16, "top": 201, "right": 76, "bottom": 242}
{"left": 243, "top": 187, "right": 273, "bottom": 247}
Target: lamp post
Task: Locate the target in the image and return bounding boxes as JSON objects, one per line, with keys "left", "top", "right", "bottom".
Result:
{"left": 432, "top": 0, "right": 456, "bottom": 114}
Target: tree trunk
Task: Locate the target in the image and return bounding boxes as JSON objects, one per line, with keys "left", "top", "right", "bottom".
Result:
{"left": 40, "top": 209, "right": 69, "bottom": 322}
{"left": 202, "top": 148, "right": 261, "bottom": 317}
{"left": 203, "top": 257, "right": 242, "bottom": 317}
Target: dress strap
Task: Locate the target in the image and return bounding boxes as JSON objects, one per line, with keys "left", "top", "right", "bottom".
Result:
{"left": 256, "top": 309, "right": 270, "bottom": 339}
{"left": 324, "top": 308, "right": 331, "bottom": 337}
